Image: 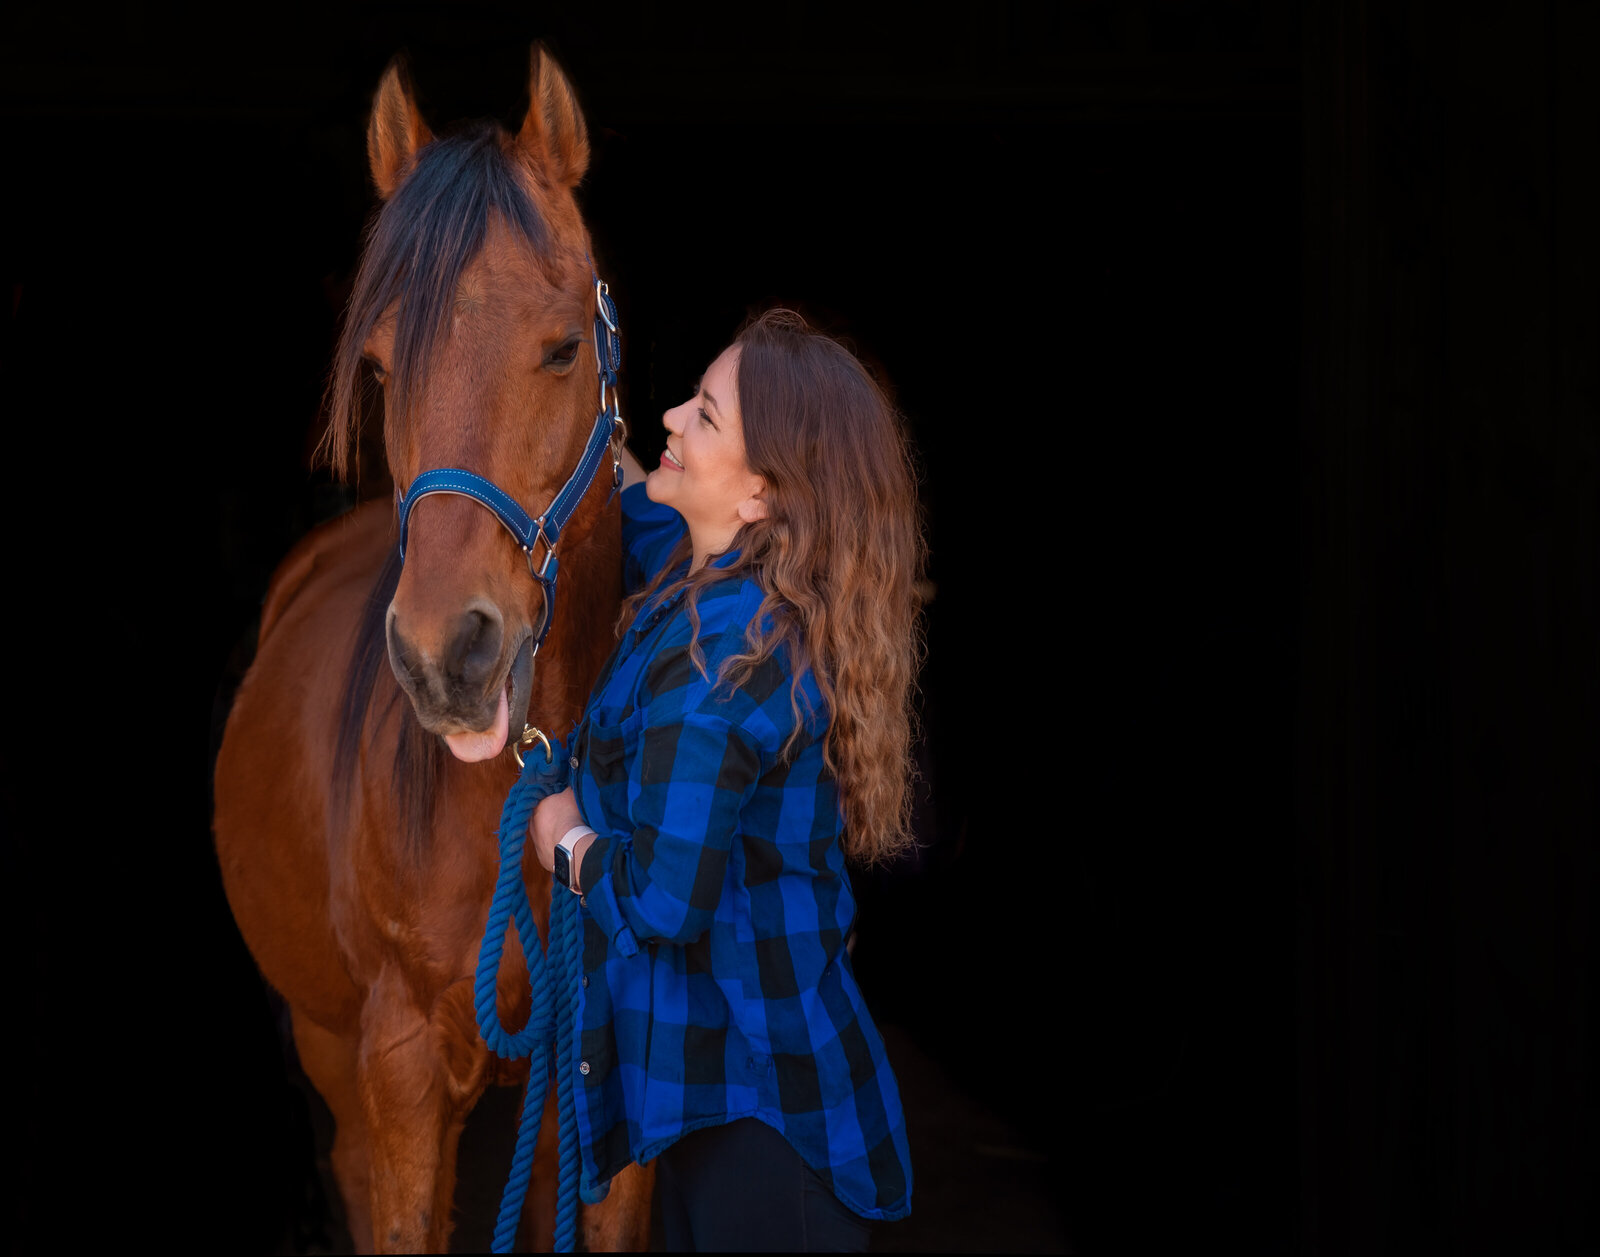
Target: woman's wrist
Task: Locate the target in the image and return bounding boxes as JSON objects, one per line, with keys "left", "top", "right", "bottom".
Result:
{"left": 557, "top": 824, "right": 597, "bottom": 893}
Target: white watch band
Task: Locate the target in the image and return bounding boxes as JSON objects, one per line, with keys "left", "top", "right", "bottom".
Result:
{"left": 558, "top": 825, "right": 597, "bottom": 893}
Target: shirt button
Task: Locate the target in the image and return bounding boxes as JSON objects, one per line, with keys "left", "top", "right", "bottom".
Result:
{"left": 581, "top": 976, "right": 589, "bottom": 988}
{"left": 579, "top": 895, "right": 586, "bottom": 907}
{"left": 579, "top": 1061, "right": 591, "bottom": 1076}
{"left": 569, "top": 755, "right": 579, "bottom": 769}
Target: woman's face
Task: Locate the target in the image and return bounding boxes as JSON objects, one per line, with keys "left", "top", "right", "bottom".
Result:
{"left": 646, "top": 345, "right": 767, "bottom": 564}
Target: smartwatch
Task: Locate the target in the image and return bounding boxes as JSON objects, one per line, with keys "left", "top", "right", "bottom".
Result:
{"left": 554, "top": 825, "right": 595, "bottom": 896}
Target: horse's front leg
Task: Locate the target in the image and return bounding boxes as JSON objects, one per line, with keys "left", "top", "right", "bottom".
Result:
{"left": 582, "top": 1160, "right": 657, "bottom": 1251}
{"left": 358, "top": 966, "right": 488, "bottom": 1253}
{"left": 513, "top": 1087, "right": 655, "bottom": 1251}
{"left": 291, "top": 1011, "right": 375, "bottom": 1252}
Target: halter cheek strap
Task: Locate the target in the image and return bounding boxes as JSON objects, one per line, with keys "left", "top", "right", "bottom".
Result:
{"left": 393, "top": 274, "right": 625, "bottom": 656}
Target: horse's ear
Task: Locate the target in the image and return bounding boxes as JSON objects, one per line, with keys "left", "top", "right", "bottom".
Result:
{"left": 514, "top": 44, "right": 590, "bottom": 189}
{"left": 367, "top": 56, "right": 434, "bottom": 201}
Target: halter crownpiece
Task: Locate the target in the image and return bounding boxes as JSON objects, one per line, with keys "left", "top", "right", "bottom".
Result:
{"left": 395, "top": 272, "right": 626, "bottom": 664}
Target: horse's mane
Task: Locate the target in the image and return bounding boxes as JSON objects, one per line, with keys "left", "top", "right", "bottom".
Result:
{"left": 330, "top": 545, "right": 449, "bottom": 857}
{"left": 327, "top": 119, "right": 555, "bottom": 853}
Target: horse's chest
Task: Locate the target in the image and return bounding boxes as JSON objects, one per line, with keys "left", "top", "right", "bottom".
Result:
{"left": 338, "top": 852, "right": 524, "bottom": 989}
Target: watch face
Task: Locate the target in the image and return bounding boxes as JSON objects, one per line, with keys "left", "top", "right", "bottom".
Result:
{"left": 553, "top": 847, "right": 571, "bottom": 891}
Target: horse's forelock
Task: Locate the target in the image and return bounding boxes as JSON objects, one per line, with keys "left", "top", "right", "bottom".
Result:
{"left": 322, "top": 121, "right": 553, "bottom": 481}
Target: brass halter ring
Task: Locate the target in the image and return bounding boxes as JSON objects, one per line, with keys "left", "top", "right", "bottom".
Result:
{"left": 512, "top": 724, "right": 553, "bottom": 769}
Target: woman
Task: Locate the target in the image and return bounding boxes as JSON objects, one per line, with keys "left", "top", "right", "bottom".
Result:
{"left": 530, "top": 306, "right": 924, "bottom": 1251}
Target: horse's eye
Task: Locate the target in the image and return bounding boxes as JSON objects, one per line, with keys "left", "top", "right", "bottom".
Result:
{"left": 364, "top": 357, "right": 389, "bottom": 384}
{"left": 544, "top": 339, "right": 582, "bottom": 371}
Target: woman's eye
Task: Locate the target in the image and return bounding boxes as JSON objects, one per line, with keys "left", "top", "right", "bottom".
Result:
{"left": 545, "top": 340, "right": 582, "bottom": 369}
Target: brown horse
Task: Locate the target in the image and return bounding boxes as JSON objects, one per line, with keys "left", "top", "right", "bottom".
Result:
{"left": 212, "top": 47, "right": 653, "bottom": 1253}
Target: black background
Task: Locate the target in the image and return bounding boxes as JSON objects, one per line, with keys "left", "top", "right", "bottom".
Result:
{"left": 6, "top": 2, "right": 1593, "bottom": 1254}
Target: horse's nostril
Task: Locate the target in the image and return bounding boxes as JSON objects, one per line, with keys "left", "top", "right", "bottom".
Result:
{"left": 446, "top": 607, "right": 503, "bottom": 692}
{"left": 386, "top": 616, "right": 428, "bottom": 689}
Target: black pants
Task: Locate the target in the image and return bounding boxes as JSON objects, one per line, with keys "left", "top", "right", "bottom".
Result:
{"left": 655, "top": 1118, "right": 874, "bottom": 1252}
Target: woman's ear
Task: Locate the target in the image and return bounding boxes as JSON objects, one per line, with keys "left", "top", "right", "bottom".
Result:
{"left": 736, "top": 482, "right": 769, "bottom": 524}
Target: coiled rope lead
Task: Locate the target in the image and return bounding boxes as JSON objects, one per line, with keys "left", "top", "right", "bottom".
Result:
{"left": 473, "top": 735, "right": 583, "bottom": 1253}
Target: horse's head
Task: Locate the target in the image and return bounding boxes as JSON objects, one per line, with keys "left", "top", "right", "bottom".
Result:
{"left": 324, "top": 48, "right": 607, "bottom": 763}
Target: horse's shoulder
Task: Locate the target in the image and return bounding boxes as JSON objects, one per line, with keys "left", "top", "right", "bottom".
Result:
{"left": 258, "top": 500, "right": 394, "bottom": 643}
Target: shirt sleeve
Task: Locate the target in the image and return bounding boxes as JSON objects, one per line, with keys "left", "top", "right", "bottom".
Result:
{"left": 620, "top": 481, "right": 686, "bottom": 595}
{"left": 577, "top": 676, "right": 764, "bottom": 953}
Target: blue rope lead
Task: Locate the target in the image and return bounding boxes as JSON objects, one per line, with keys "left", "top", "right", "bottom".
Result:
{"left": 473, "top": 738, "right": 583, "bottom": 1253}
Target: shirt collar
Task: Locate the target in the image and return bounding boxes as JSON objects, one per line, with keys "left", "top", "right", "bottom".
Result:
{"left": 635, "top": 548, "right": 743, "bottom": 630}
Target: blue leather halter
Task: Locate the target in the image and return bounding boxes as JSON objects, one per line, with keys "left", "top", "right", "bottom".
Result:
{"left": 394, "top": 273, "right": 625, "bottom": 666}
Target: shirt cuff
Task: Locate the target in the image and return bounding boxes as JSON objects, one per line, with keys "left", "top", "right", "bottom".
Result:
{"left": 579, "top": 836, "right": 640, "bottom": 959}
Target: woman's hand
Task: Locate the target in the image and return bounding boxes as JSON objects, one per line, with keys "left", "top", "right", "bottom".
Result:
{"left": 531, "top": 786, "right": 585, "bottom": 873}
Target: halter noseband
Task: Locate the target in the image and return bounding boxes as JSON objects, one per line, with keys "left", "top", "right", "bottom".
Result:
{"left": 393, "top": 272, "right": 625, "bottom": 693}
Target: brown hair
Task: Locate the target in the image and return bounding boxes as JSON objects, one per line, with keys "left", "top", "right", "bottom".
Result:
{"left": 622, "top": 308, "right": 927, "bottom": 866}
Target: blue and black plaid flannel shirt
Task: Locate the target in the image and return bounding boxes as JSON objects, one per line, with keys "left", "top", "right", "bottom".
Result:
{"left": 567, "top": 483, "right": 913, "bottom": 1221}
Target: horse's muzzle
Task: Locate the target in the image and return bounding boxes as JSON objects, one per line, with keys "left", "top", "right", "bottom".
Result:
{"left": 385, "top": 600, "right": 510, "bottom": 735}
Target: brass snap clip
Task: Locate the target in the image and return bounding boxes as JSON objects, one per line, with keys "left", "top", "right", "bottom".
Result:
{"left": 512, "top": 724, "right": 553, "bottom": 770}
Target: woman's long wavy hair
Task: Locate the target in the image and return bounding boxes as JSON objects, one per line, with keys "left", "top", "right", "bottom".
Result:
{"left": 621, "top": 308, "right": 927, "bottom": 867}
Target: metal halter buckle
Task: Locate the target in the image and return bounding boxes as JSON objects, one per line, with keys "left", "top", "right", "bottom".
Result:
{"left": 522, "top": 519, "right": 557, "bottom": 580}
{"left": 609, "top": 414, "right": 628, "bottom": 485}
